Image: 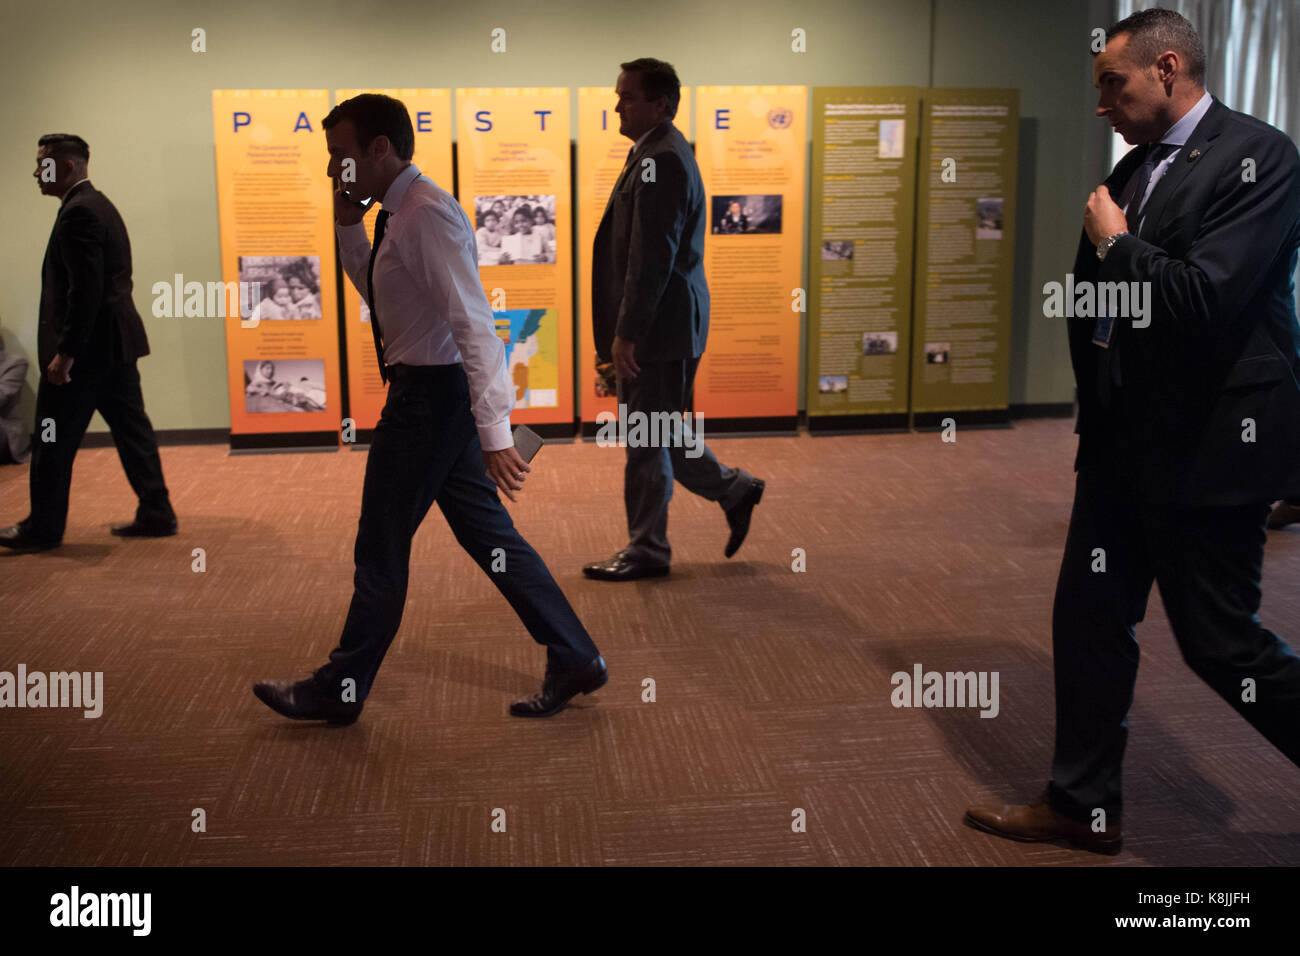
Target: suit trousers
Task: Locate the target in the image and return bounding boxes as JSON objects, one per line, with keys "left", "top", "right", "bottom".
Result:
{"left": 617, "top": 357, "right": 752, "bottom": 565}
{"left": 315, "top": 364, "right": 599, "bottom": 704}
{"left": 24, "top": 360, "right": 173, "bottom": 541}
{"left": 1047, "top": 436, "right": 1300, "bottom": 825}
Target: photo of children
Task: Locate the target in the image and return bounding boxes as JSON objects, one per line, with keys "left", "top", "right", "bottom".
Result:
{"left": 473, "top": 195, "right": 557, "bottom": 265}
{"left": 243, "top": 358, "right": 327, "bottom": 413}
{"left": 239, "top": 256, "right": 323, "bottom": 320}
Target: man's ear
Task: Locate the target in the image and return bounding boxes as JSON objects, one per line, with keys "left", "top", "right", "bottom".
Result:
{"left": 1156, "top": 51, "right": 1178, "bottom": 85}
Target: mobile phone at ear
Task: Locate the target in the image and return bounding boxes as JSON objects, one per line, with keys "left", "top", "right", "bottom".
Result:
{"left": 335, "top": 177, "right": 372, "bottom": 208}
{"left": 344, "top": 188, "right": 372, "bottom": 208}
{"left": 513, "top": 425, "right": 544, "bottom": 463}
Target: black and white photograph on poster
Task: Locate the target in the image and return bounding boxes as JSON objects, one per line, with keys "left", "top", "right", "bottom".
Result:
{"left": 473, "top": 195, "right": 556, "bottom": 265}
{"left": 925, "top": 342, "right": 951, "bottom": 365}
{"left": 817, "top": 374, "right": 848, "bottom": 394}
{"left": 243, "top": 357, "right": 327, "bottom": 413}
{"left": 712, "top": 195, "right": 783, "bottom": 234}
{"left": 863, "top": 331, "right": 898, "bottom": 355}
{"left": 238, "top": 255, "right": 323, "bottom": 320}
{"left": 976, "top": 198, "right": 1004, "bottom": 239}
{"left": 878, "top": 118, "right": 906, "bottom": 158}
{"left": 822, "top": 239, "right": 854, "bottom": 260}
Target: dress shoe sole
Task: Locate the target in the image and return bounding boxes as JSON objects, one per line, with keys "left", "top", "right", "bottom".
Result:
{"left": 724, "top": 481, "right": 764, "bottom": 558}
{"left": 0, "top": 539, "right": 61, "bottom": 552}
{"left": 509, "top": 668, "right": 608, "bottom": 718}
{"left": 582, "top": 565, "right": 670, "bottom": 581}
{"left": 962, "top": 811, "right": 1122, "bottom": 855}
{"left": 111, "top": 527, "right": 178, "bottom": 538}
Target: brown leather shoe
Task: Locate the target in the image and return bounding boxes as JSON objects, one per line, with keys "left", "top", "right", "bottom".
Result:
{"left": 963, "top": 799, "right": 1122, "bottom": 855}
{"left": 1267, "top": 500, "right": 1300, "bottom": 530}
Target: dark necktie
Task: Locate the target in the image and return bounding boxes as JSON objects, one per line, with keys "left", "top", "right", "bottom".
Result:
{"left": 367, "top": 208, "right": 391, "bottom": 384}
{"left": 1096, "top": 142, "right": 1178, "bottom": 408}
{"left": 616, "top": 146, "right": 636, "bottom": 188}
{"left": 1120, "top": 142, "right": 1177, "bottom": 236}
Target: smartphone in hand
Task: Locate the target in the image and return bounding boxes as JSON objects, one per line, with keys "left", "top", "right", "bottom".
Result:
{"left": 333, "top": 175, "right": 372, "bottom": 209}
{"left": 513, "top": 425, "right": 544, "bottom": 463}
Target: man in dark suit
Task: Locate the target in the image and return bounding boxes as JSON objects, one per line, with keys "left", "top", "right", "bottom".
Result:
{"left": 0, "top": 134, "right": 176, "bottom": 552}
{"left": 966, "top": 8, "right": 1300, "bottom": 854}
{"left": 585, "top": 58, "right": 764, "bottom": 582}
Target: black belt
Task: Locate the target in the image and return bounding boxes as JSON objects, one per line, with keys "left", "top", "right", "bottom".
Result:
{"left": 387, "top": 362, "right": 462, "bottom": 376}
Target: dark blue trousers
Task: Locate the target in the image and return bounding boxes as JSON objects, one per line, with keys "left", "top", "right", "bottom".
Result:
{"left": 1048, "top": 460, "right": 1300, "bottom": 825}
{"left": 25, "top": 360, "right": 173, "bottom": 541}
{"left": 315, "top": 363, "right": 598, "bottom": 704}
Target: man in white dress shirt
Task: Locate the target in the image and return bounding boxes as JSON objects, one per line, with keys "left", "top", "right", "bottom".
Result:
{"left": 253, "top": 95, "right": 605, "bottom": 723}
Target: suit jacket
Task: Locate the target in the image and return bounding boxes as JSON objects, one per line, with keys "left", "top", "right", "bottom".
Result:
{"left": 0, "top": 348, "right": 31, "bottom": 463}
{"left": 1069, "top": 97, "right": 1300, "bottom": 506}
{"left": 592, "top": 121, "right": 709, "bottom": 363}
{"left": 39, "top": 181, "right": 150, "bottom": 372}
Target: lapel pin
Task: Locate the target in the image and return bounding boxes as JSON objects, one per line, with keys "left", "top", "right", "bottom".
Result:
{"left": 1188, "top": 148, "right": 1201, "bottom": 161}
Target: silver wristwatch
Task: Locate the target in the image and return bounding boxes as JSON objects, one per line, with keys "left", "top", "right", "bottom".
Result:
{"left": 1096, "top": 231, "right": 1128, "bottom": 261}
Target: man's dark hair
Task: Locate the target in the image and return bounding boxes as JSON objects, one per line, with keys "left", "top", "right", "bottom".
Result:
{"left": 1105, "top": 7, "right": 1206, "bottom": 85}
{"left": 322, "top": 93, "right": 414, "bottom": 161}
{"left": 38, "top": 133, "right": 89, "bottom": 163}
{"left": 621, "top": 57, "right": 681, "bottom": 119}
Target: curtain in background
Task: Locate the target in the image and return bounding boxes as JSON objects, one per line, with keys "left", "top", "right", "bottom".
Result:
{"left": 1112, "top": 0, "right": 1300, "bottom": 303}
{"left": 1112, "top": 0, "right": 1300, "bottom": 148}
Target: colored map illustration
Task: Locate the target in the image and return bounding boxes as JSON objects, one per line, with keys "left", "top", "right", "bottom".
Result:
{"left": 494, "top": 307, "right": 558, "bottom": 408}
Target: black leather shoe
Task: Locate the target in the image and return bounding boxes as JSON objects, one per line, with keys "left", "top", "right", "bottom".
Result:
{"left": 510, "top": 656, "right": 607, "bottom": 718}
{"left": 252, "top": 677, "right": 362, "bottom": 725}
{"left": 111, "top": 517, "right": 178, "bottom": 537}
{"left": 723, "top": 478, "right": 764, "bottom": 558}
{"left": 582, "top": 551, "right": 669, "bottom": 581}
{"left": 0, "top": 524, "right": 61, "bottom": 552}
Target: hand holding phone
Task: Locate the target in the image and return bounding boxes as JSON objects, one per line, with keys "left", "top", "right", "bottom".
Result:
{"left": 482, "top": 428, "right": 541, "bottom": 503}
{"left": 513, "top": 425, "right": 544, "bottom": 464}
{"left": 332, "top": 176, "right": 372, "bottom": 226}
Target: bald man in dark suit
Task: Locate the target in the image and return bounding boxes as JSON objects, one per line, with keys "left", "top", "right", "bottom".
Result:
{"left": 1, "top": 134, "right": 176, "bottom": 552}
{"left": 966, "top": 9, "right": 1300, "bottom": 854}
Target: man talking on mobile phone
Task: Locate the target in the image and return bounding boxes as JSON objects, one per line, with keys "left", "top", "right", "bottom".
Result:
{"left": 253, "top": 94, "right": 605, "bottom": 723}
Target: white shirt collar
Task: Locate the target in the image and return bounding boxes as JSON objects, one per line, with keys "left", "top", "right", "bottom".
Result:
{"left": 1159, "top": 90, "right": 1213, "bottom": 147}
{"left": 380, "top": 163, "right": 422, "bottom": 213}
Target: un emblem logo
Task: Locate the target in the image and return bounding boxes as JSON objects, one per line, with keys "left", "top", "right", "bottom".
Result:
{"left": 767, "top": 108, "right": 793, "bottom": 129}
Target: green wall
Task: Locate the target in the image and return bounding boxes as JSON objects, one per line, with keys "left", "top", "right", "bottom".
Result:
{"left": 0, "top": 0, "right": 1105, "bottom": 433}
